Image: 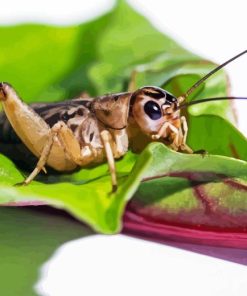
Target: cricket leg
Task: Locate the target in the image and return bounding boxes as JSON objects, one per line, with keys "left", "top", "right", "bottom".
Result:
{"left": 180, "top": 116, "right": 207, "bottom": 155}
{"left": 151, "top": 120, "right": 191, "bottom": 153}
{"left": 59, "top": 125, "right": 118, "bottom": 191}
{"left": 23, "top": 120, "right": 99, "bottom": 185}
{"left": 111, "top": 129, "right": 129, "bottom": 158}
{"left": 151, "top": 122, "right": 181, "bottom": 151}
{"left": 179, "top": 116, "right": 193, "bottom": 154}
{"left": 151, "top": 122, "right": 178, "bottom": 140}
{"left": 0, "top": 83, "right": 80, "bottom": 172}
{"left": 55, "top": 121, "right": 96, "bottom": 166}
{"left": 0, "top": 83, "right": 51, "bottom": 158}
{"left": 100, "top": 130, "right": 117, "bottom": 192}
{"left": 22, "top": 123, "right": 62, "bottom": 185}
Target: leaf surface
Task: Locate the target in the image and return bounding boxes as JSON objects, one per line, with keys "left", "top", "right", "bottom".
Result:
{"left": 0, "top": 0, "right": 246, "bottom": 238}
{"left": 124, "top": 143, "right": 247, "bottom": 248}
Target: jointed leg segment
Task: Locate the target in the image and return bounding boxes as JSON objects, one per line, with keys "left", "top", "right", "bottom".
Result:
{"left": 100, "top": 130, "right": 117, "bottom": 192}
{"left": 151, "top": 122, "right": 179, "bottom": 141}
{"left": 180, "top": 116, "right": 193, "bottom": 154}
{"left": 18, "top": 120, "right": 119, "bottom": 192}
{"left": 151, "top": 118, "right": 193, "bottom": 153}
{"left": 23, "top": 123, "right": 63, "bottom": 184}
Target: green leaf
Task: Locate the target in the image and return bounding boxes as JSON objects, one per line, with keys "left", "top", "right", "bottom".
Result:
{"left": 0, "top": 0, "right": 246, "bottom": 235}
{"left": 0, "top": 1, "right": 231, "bottom": 120}
{"left": 127, "top": 143, "right": 247, "bottom": 234}
{"left": 187, "top": 114, "right": 247, "bottom": 161}
{"left": 0, "top": 151, "right": 152, "bottom": 233}
{"left": 0, "top": 3, "right": 246, "bottom": 296}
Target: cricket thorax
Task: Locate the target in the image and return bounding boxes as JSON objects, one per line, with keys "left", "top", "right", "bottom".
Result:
{"left": 91, "top": 92, "right": 131, "bottom": 130}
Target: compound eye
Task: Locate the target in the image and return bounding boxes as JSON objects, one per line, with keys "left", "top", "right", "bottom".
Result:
{"left": 144, "top": 101, "right": 162, "bottom": 120}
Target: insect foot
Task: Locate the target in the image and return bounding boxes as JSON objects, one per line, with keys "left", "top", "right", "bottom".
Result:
{"left": 0, "top": 82, "right": 8, "bottom": 101}
{"left": 14, "top": 181, "right": 28, "bottom": 187}
{"left": 193, "top": 149, "right": 208, "bottom": 158}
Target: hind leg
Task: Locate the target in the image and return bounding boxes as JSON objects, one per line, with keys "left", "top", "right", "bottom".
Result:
{"left": 21, "top": 120, "right": 98, "bottom": 185}
{"left": 54, "top": 123, "right": 118, "bottom": 192}
{"left": 22, "top": 126, "right": 56, "bottom": 184}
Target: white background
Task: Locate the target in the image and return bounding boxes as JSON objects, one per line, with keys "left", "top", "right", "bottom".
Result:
{"left": 1, "top": 1, "right": 247, "bottom": 295}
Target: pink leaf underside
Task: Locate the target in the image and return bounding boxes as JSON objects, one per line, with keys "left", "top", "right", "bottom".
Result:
{"left": 123, "top": 210, "right": 247, "bottom": 249}
{"left": 123, "top": 211, "right": 247, "bottom": 265}
{"left": 0, "top": 201, "right": 47, "bottom": 206}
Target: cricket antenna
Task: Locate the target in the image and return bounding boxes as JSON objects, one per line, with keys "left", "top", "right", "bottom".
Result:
{"left": 177, "top": 96, "right": 247, "bottom": 110}
{"left": 177, "top": 50, "right": 247, "bottom": 103}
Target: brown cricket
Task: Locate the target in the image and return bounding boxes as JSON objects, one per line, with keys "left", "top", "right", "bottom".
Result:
{"left": 0, "top": 50, "right": 246, "bottom": 192}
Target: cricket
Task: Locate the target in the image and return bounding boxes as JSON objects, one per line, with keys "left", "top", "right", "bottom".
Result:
{"left": 0, "top": 50, "right": 246, "bottom": 192}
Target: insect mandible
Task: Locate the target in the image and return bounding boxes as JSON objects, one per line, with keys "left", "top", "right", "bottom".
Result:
{"left": 0, "top": 50, "right": 246, "bottom": 192}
